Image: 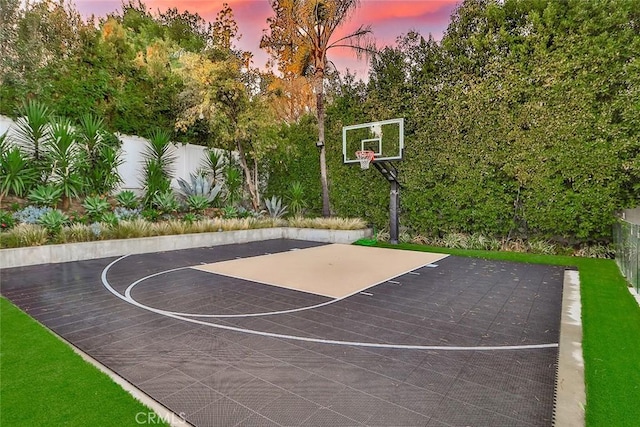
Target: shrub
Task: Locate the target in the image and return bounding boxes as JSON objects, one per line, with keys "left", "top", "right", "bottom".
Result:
{"left": 287, "top": 181, "right": 307, "bottom": 217}
{"left": 0, "top": 210, "right": 16, "bottom": 230}
{"left": 0, "top": 146, "right": 37, "bottom": 203}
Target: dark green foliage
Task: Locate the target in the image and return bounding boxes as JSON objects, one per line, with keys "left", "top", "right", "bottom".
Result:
{"left": 0, "top": 210, "right": 16, "bottom": 230}
{"left": 0, "top": 146, "right": 37, "bottom": 201}
{"left": 141, "top": 129, "right": 176, "bottom": 207}
{"left": 274, "top": 0, "right": 640, "bottom": 243}
{"left": 76, "top": 114, "right": 123, "bottom": 196}
{"left": 263, "top": 116, "right": 323, "bottom": 216}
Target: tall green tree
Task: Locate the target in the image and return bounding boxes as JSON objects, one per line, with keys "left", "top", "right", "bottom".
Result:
{"left": 261, "top": 0, "right": 374, "bottom": 216}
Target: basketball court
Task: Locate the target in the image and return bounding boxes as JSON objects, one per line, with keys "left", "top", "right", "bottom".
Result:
{"left": 1, "top": 239, "right": 564, "bottom": 426}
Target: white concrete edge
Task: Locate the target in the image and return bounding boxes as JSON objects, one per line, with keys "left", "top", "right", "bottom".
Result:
{"left": 0, "top": 227, "right": 373, "bottom": 268}
{"left": 554, "top": 269, "right": 586, "bottom": 427}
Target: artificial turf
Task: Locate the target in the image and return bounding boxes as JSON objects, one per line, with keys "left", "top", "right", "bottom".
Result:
{"left": 0, "top": 297, "right": 169, "bottom": 427}
{"left": 364, "top": 240, "right": 640, "bottom": 427}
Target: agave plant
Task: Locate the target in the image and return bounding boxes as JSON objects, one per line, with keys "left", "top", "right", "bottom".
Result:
{"left": 185, "top": 194, "right": 211, "bottom": 213}
{"left": 177, "top": 173, "right": 223, "bottom": 203}
{"left": 152, "top": 190, "right": 181, "bottom": 214}
{"left": 38, "top": 209, "right": 69, "bottom": 235}
{"left": 27, "top": 185, "right": 63, "bottom": 208}
{"left": 115, "top": 190, "right": 139, "bottom": 209}
{"left": 82, "top": 195, "right": 111, "bottom": 222}
{"left": 264, "top": 196, "right": 288, "bottom": 219}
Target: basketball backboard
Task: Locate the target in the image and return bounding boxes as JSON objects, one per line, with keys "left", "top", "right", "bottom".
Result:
{"left": 343, "top": 118, "right": 404, "bottom": 164}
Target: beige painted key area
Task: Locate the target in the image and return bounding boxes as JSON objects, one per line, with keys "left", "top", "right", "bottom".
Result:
{"left": 192, "top": 243, "right": 449, "bottom": 298}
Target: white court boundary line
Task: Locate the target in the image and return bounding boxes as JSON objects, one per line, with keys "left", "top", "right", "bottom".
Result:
{"left": 101, "top": 255, "right": 558, "bottom": 351}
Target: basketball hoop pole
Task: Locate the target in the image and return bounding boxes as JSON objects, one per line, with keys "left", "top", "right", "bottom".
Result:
{"left": 373, "top": 161, "right": 401, "bottom": 245}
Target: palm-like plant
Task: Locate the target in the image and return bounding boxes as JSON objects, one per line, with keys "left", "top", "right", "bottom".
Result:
{"left": 141, "top": 129, "right": 176, "bottom": 207}
{"left": 76, "top": 114, "right": 123, "bottom": 195}
{"left": 201, "top": 148, "right": 226, "bottom": 186}
{"left": 45, "top": 117, "right": 84, "bottom": 210}
{"left": 13, "top": 100, "right": 51, "bottom": 181}
{"left": 0, "top": 144, "right": 37, "bottom": 204}
{"left": 261, "top": 0, "right": 374, "bottom": 216}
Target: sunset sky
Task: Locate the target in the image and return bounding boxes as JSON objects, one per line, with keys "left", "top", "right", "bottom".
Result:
{"left": 74, "top": 0, "right": 461, "bottom": 78}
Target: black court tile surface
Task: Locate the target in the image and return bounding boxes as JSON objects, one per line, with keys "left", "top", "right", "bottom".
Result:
{"left": 1, "top": 239, "right": 564, "bottom": 426}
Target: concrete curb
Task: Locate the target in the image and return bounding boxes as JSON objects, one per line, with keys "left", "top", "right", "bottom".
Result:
{"left": 0, "top": 227, "right": 373, "bottom": 268}
{"left": 554, "top": 269, "right": 586, "bottom": 426}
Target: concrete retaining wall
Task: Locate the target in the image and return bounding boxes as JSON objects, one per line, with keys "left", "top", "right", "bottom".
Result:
{"left": 0, "top": 228, "right": 372, "bottom": 268}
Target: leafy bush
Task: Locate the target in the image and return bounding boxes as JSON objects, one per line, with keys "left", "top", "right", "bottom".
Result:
{"left": 141, "top": 209, "right": 160, "bottom": 222}
{"left": 27, "top": 185, "right": 62, "bottom": 207}
{"left": 0, "top": 146, "right": 37, "bottom": 202}
{"left": 0, "top": 210, "right": 16, "bottom": 230}
{"left": 13, "top": 206, "right": 53, "bottom": 224}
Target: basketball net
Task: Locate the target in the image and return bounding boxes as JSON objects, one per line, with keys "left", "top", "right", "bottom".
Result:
{"left": 355, "top": 150, "right": 375, "bottom": 170}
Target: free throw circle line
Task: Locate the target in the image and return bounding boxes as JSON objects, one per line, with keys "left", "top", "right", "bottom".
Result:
{"left": 102, "top": 255, "right": 559, "bottom": 352}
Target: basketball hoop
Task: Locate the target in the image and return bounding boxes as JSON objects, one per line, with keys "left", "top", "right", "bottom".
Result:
{"left": 355, "top": 150, "right": 376, "bottom": 170}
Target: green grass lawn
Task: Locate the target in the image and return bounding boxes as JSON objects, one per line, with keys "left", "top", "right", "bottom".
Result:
{"left": 0, "top": 297, "right": 169, "bottom": 427}
{"left": 365, "top": 241, "right": 640, "bottom": 427}
{"left": 2, "top": 242, "right": 639, "bottom": 426}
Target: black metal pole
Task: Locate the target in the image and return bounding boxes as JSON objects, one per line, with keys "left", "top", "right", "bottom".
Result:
{"left": 390, "top": 179, "right": 399, "bottom": 244}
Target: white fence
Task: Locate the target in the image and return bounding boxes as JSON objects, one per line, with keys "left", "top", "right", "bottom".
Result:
{"left": 0, "top": 115, "right": 210, "bottom": 193}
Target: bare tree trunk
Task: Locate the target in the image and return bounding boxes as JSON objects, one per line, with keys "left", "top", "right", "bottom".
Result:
{"left": 315, "top": 71, "right": 331, "bottom": 217}
{"left": 235, "top": 141, "right": 260, "bottom": 211}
